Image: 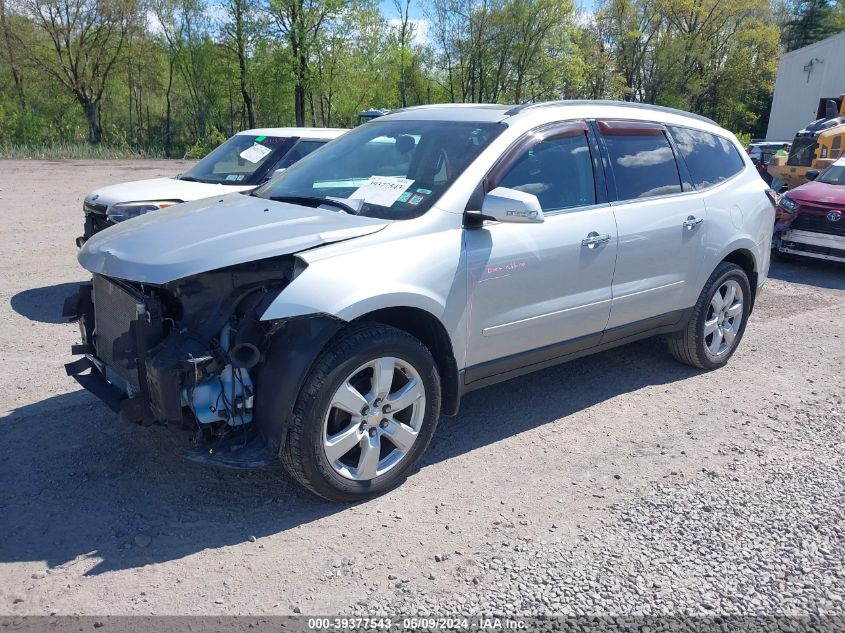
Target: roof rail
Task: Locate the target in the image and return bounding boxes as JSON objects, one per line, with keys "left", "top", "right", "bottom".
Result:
{"left": 504, "top": 100, "right": 719, "bottom": 126}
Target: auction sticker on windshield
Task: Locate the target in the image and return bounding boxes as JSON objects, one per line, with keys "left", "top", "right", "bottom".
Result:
{"left": 240, "top": 143, "right": 273, "bottom": 164}
{"left": 349, "top": 176, "right": 414, "bottom": 207}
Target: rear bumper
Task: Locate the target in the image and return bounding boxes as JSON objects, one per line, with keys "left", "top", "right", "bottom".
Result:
{"left": 777, "top": 229, "right": 845, "bottom": 263}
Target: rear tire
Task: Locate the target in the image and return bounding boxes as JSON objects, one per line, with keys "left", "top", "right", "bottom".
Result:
{"left": 668, "top": 262, "right": 751, "bottom": 370}
{"left": 280, "top": 322, "right": 441, "bottom": 501}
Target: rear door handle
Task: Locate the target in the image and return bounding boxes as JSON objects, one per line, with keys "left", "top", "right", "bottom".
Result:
{"left": 683, "top": 216, "right": 704, "bottom": 230}
{"left": 581, "top": 232, "right": 611, "bottom": 248}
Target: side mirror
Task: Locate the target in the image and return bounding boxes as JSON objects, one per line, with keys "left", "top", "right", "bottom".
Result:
{"left": 478, "top": 187, "right": 544, "bottom": 224}
{"left": 805, "top": 169, "right": 820, "bottom": 181}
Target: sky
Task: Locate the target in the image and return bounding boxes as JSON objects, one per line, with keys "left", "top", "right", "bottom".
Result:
{"left": 377, "top": 0, "right": 597, "bottom": 19}
{"left": 377, "top": 0, "right": 597, "bottom": 43}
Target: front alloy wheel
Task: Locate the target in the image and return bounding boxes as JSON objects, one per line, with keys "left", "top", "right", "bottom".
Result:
{"left": 323, "top": 357, "right": 426, "bottom": 481}
{"left": 281, "top": 323, "right": 441, "bottom": 501}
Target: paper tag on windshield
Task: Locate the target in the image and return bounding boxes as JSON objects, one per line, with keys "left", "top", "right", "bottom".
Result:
{"left": 349, "top": 176, "right": 414, "bottom": 207}
{"left": 239, "top": 143, "right": 273, "bottom": 164}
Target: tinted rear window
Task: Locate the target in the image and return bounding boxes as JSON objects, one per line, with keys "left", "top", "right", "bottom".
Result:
{"left": 669, "top": 126, "right": 745, "bottom": 189}
{"left": 602, "top": 132, "right": 682, "bottom": 200}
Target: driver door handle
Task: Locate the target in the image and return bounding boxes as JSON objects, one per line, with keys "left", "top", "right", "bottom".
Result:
{"left": 683, "top": 215, "right": 704, "bottom": 230}
{"left": 581, "top": 232, "right": 611, "bottom": 248}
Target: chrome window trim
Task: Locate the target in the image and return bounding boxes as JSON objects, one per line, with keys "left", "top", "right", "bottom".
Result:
{"left": 542, "top": 201, "right": 612, "bottom": 217}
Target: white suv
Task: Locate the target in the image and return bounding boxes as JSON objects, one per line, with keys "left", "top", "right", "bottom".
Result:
{"left": 66, "top": 101, "right": 775, "bottom": 501}
{"left": 77, "top": 127, "right": 345, "bottom": 245}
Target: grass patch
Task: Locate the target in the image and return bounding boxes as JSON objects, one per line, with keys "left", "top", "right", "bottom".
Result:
{"left": 0, "top": 142, "right": 168, "bottom": 160}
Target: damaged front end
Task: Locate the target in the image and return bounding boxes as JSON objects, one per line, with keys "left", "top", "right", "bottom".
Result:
{"left": 64, "top": 257, "right": 300, "bottom": 467}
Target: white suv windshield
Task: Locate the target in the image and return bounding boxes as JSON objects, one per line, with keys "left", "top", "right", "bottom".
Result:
{"left": 254, "top": 120, "right": 504, "bottom": 220}
{"left": 181, "top": 135, "right": 297, "bottom": 186}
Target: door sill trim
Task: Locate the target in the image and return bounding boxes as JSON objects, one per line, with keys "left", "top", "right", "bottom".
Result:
{"left": 464, "top": 308, "right": 692, "bottom": 390}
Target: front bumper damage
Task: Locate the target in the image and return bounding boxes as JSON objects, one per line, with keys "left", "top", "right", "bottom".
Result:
{"left": 777, "top": 230, "right": 845, "bottom": 262}
{"left": 63, "top": 265, "right": 294, "bottom": 468}
{"left": 773, "top": 207, "right": 845, "bottom": 263}
{"left": 77, "top": 202, "right": 114, "bottom": 248}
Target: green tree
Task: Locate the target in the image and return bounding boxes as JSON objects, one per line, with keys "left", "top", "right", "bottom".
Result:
{"left": 268, "top": 0, "right": 347, "bottom": 125}
{"left": 13, "top": 0, "right": 138, "bottom": 142}
{"left": 219, "top": 0, "right": 264, "bottom": 128}
{"left": 782, "top": 0, "right": 842, "bottom": 51}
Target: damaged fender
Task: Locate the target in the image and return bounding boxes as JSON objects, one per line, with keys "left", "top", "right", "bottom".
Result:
{"left": 254, "top": 315, "right": 345, "bottom": 456}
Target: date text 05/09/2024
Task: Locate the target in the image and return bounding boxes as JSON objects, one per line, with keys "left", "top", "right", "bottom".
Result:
{"left": 306, "top": 617, "right": 528, "bottom": 630}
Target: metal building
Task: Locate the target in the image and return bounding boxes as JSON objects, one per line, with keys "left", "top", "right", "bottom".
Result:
{"left": 766, "top": 31, "right": 845, "bottom": 141}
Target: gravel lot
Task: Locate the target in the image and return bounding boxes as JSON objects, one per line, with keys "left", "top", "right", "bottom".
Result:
{"left": 0, "top": 159, "right": 843, "bottom": 619}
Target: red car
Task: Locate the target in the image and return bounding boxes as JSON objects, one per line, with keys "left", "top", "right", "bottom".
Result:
{"left": 774, "top": 157, "right": 845, "bottom": 263}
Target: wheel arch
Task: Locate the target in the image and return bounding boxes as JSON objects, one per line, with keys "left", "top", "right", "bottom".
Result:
{"left": 719, "top": 247, "right": 758, "bottom": 311}
{"left": 354, "top": 306, "right": 461, "bottom": 416}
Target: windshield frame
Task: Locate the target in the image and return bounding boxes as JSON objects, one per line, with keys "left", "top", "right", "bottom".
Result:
{"left": 252, "top": 119, "right": 506, "bottom": 221}
{"left": 180, "top": 134, "right": 299, "bottom": 186}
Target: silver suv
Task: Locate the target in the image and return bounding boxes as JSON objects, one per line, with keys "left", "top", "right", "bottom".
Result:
{"left": 66, "top": 101, "right": 775, "bottom": 501}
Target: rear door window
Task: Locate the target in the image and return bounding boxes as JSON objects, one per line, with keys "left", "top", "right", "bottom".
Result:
{"left": 599, "top": 122, "right": 682, "bottom": 201}
{"left": 668, "top": 126, "right": 745, "bottom": 189}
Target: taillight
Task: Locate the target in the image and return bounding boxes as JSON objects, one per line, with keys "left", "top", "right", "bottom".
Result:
{"left": 765, "top": 188, "right": 779, "bottom": 209}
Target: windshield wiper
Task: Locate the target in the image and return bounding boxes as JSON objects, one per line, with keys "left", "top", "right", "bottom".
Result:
{"left": 266, "top": 195, "right": 362, "bottom": 215}
{"left": 178, "top": 175, "right": 206, "bottom": 183}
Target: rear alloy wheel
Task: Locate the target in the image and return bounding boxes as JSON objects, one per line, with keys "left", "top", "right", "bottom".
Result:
{"left": 281, "top": 323, "right": 441, "bottom": 501}
{"left": 668, "top": 262, "right": 751, "bottom": 370}
{"left": 702, "top": 279, "right": 744, "bottom": 361}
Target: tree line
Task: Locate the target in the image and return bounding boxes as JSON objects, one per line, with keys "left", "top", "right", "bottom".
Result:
{"left": 0, "top": 0, "right": 843, "bottom": 156}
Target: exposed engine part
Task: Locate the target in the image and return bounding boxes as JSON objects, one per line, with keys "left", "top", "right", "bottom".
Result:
{"left": 182, "top": 324, "right": 254, "bottom": 426}
{"left": 229, "top": 342, "right": 261, "bottom": 369}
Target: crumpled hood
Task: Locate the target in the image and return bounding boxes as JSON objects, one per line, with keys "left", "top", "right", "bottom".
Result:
{"left": 86, "top": 177, "right": 253, "bottom": 208}
{"left": 787, "top": 179, "right": 845, "bottom": 205}
{"left": 78, "top": 193, "right": 389, "bottom": 284}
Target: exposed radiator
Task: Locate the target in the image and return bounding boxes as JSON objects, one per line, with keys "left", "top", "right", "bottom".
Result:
{"left": 92, "top": 274, "right": 163, "bottom": 391}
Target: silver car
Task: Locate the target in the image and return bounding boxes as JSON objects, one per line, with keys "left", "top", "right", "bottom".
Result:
{"left": 66, "top": 101, "right": 775, "bottom": 501}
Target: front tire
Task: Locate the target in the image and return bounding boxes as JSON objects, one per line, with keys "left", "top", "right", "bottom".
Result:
{"left": 281, "top": 323, "right": 441, "bottom": 501}
{"left": 668, "top": 262, "right": 751, "bottom": 370}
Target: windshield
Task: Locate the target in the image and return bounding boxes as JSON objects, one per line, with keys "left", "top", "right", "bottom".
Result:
{"left": 253, "top": 120, "right": 505, "bottom": 220}
{"left": 819, "top": 164, "right": 845, "bottom": 185}
{"left": 787, "top": 137, "right": 817, "bottom": 167}
{"left": 181, "top": 135, "right": 298, "bottom": 185}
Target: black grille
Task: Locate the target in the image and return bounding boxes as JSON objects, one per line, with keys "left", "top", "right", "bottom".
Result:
{"left": 84, "top": 201, "right": 108, "bottom": 214}
{"left": 83, "top": 213, "right": 114, "bottom": 240}
{"left": 787, "top": 137, "right": 818, "bottom": 167}
{"left": 791, "top": 212, "right": 845, "bottom": 237}
{"left": 92, "top": 275, "right": 163, "bottom": 391}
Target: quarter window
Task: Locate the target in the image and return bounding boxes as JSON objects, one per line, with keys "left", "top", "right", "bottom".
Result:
{"left": 601, "top": 128, "right": 682, "bottom": 200}
{"left": 668, "top": 126, "right": 745, "bottom": 189}
{"left": 496, "top": 132, "right": 596, "bottom": 212}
